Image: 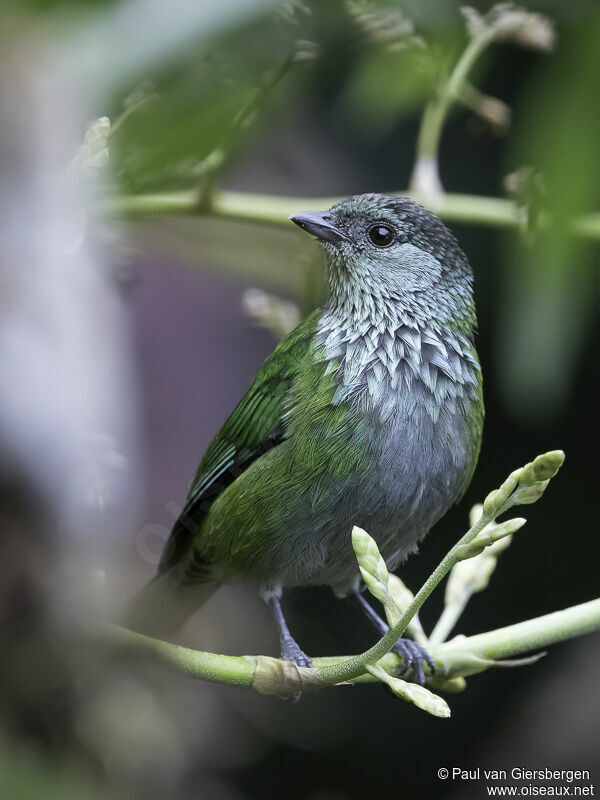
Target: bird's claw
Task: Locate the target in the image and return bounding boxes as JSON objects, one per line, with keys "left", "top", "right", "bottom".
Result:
{"left": 392, "top": 638, "right": 435, "bottom": 686}
{"left": 280, "top": 637, "right": 312, "bottom": 702}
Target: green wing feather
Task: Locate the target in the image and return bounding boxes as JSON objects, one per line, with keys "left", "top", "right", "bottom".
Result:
{"left": 159, "top": 309, "right": 320, "bottom": 573}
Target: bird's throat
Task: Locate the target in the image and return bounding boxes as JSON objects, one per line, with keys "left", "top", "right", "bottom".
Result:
{"left": 315, "top": 307, "right": 481, "bottom": 423}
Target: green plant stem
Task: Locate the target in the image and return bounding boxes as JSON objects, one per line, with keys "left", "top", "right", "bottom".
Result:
{"left": 411, "top": 28, "right": 497, "bottom": 196}
{"left": 106, "top": 188, "right": 600, "bottom": 240}
{"left": 429, "top": 600, "right": 467, "bottom": 645}
{"left": 434, "top": 598, "right": 600, "bottom": 671}
{"left": 415, "top": 30, "right": 495, "bottom": 167}
{"left": 107, "top": 624, "right": 398, "bottom": 687}
{"left": 109, "top": 624, "right": 256, "bottom": 686}
{"left": 109, "top": 598, "right": 600, "bottom": 690}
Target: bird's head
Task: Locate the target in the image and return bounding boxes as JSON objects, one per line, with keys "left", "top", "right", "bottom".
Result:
{"left": 290, "top": 193, "right": 475, "bottom": 329}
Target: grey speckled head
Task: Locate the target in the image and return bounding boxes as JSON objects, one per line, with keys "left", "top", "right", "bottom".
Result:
{"left": 291, "top": 193, "right": 475, "bottom": 332}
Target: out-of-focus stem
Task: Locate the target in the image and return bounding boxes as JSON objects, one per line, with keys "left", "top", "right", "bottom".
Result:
{"left": 106, "top": 188, "right": 600, "bottom": 240}
{"left": 415, "top": 32, "right": 495, "bottom": 164}
{"left": 410, "top": 29, "right": 496, "bottom": 198}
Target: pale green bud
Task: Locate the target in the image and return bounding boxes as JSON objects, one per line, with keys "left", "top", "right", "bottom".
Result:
{"left": 511, "top": 479, "right": 549, "bottom": 505}
{"left": 446, "top": 519, "right": 523, "bottom": 607}
{"left": 482, "top": 468, "right": 522, "bottom": 516}
{"left": 386, "top": 676, "right": 451, "bottom": 718}
{"left": 482, "top": 490, "right": 498, "bottom": 516}
{"left": 455, "top": 517, "right": 526, "bottom": 560}
{"left": 445, "top": 552, "right": 496, "bottom": 607}
{"left": 365, "top": 663, "right": 450, "bottom": 717}
{"left": 462, "top": 6, "right": 555, "bottom": 52}
{"left": 68, "top": 116, "right": 111, "bottom": 176}
{"left": 352, "top": 526, "right": 389, "bottom": 604}
{"left": 508, "top": 450, "right": 564, "bottom": 506}
{"left": 469, "top": 503, "right": 484, "bottom": 528}
{"left": 520, "top": 450, "right": 565, "bottom": 485}
{"left": 427, "top": 675, "right": 467, "bottom": 694}
{"left": 84, "top": 116, "right": 111, "bottom": 154}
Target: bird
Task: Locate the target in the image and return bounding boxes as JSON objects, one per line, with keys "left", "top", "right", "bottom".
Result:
{"left": 121, "top": 193, "right": 484, "bottom": 685}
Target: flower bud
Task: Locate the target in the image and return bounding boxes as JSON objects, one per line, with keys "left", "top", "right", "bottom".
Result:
{"left": 386, "top": 676, "right": 451, "bottom": 718}
{"left": 456, "top": 517, "right": 526, "bottom": 560}
{"left": 512, "top": 479, "right": 549, "bottom": 505}
{"left": 352, "top": 526, "right": 389, "bottom": 604}
{"left": 520, "top": 450, "right": 565, "bottom": 485}
{"left": 366, "top": 663, "right": 450, "bottom": 717}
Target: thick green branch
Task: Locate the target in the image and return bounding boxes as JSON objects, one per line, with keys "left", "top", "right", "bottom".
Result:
{"left": 434, "top": 598, "right": 600, "bottom": 675}
{"left": 109, "top": 624, "right": 256, "bottom": 686}
{"left": 110, "top": 598, "right": 600, "bottom": 693}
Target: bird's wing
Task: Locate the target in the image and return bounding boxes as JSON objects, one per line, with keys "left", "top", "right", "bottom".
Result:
{"left": 158, "top": 309, "right": 320, "bottom": 573}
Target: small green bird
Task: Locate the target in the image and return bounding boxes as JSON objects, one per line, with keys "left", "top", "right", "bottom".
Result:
{"left": 122, "top": 193, "right": 484, "bottom": 684}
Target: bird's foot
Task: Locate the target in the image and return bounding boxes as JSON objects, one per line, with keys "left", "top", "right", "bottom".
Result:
{"left": 392, "top": 638, "right": 434, "bottom": 686}
{"left": 281, "top": 636, "right": 313, "bottom": 669}
{"left": 280, "top": 637, "right": 312, "bottom": 702}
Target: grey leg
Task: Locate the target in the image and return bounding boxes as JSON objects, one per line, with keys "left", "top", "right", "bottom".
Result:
{"left": 264, "top": 591, "right": 312, "bottom": 669}
{"left": 353, "top": 588, "right": 389, "bottom": 636}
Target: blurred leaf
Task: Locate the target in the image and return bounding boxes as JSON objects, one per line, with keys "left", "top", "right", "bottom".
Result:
{"left": 108, "top": 12, "right": 309, "bottom": 191}
{"left": 335, "top": 10, "right": 469, "bottom": 142}
{"left": 336, "top": 45, "right": 433, "bottom": 140}
{"left": 58, "top": 0, "right": 279, "bottom": 107}
{"left": 498, "top": 11, "right": 600, "bottom": 422}
{"left": 111, "top": 70, "right": 250, "bottom": 191}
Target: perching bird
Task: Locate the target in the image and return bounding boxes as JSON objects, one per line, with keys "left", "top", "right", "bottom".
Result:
{"left": 122, "top": 193, "right": 484, "bottom": 684}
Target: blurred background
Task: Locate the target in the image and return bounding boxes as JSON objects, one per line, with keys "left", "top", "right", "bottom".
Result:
{"left": 0, "top": 0, "right": 598, "bottom": 798}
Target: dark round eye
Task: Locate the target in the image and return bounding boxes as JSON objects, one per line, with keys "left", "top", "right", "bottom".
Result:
{"left": 368, "top": 224, "right": 395, "bottom": 247}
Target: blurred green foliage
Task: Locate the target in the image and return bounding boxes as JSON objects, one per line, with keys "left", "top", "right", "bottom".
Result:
{"left": 109, "top": 13, "right": 307, "bottom": 191}
{"left": 499, "top": 8, "right": 600, "bottom": 419}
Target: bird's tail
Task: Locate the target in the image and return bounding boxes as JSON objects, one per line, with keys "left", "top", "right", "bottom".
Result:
{"left": 117, "top": 568, "right": 217, "bottom": 640}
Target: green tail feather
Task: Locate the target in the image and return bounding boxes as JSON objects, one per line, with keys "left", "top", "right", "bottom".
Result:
{"left": 118, "top": 570, "right": 217, "bottom": 639}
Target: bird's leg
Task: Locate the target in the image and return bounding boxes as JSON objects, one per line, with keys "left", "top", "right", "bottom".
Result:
{"left": 352, "top": 588, "right": 434, "bottom": 686}
{"left": 263, "top": 590, "right": 312, "bottom": 669}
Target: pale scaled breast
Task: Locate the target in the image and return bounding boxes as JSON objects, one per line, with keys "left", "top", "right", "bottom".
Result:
{"left": 314, "top": 313, "right": 481, "bottom": 423}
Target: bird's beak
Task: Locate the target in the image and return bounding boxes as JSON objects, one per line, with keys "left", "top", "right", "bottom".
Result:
{"left": 289, "top": 211, "right": 351, "bottom": 245}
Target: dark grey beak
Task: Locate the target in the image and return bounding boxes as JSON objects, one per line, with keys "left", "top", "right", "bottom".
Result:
{"left": 289, "top": 211, "right": 351, "bottom": 245}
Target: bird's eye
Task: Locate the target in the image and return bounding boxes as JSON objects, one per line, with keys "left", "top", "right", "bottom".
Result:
{"left": 368, "top": 224, "right": 395, "bottom": 247}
